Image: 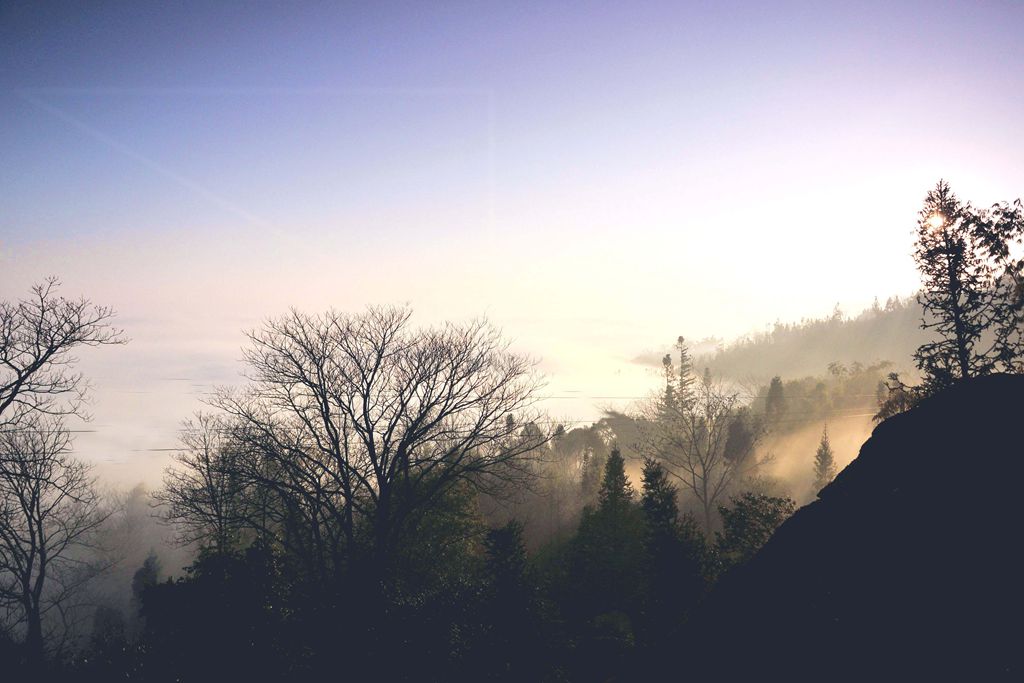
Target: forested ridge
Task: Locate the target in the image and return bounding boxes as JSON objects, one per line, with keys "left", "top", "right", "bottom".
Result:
{"left": 635, "top": 295, "right": 925, "bottom": 382}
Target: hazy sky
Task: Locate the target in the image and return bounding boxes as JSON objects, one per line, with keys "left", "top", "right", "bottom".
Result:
{"left": 3, "top": 1, "right": 1024, "bottom": 483}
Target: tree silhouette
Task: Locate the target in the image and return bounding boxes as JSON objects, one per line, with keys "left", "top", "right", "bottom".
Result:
{"left": 975, "top": 197, "right": 1024, "bottom": 371}
{"left": 812, "top": 426, "right": 836, "bottom": 493}
{"left": 715, "top": 492, "right": 795, "bottom": 569}
{"left": 0, "top": 278, "right": 124, "bottom": 428}
{"left": 565, "top": 448, "right": 644, "bottom": 679}
{"left": 879, "top": 181, "right": 1024, "bottom": 418}
{"left": 598, "top": 447, "right": 634, "bottom": 509}
{"left": 0, "top": 417, "right": 107, "bottom": 664}
{"left": 177, "top": 306, "right": 546, "bottom": 587}
{"left": 157, "top": 413, "right": 251, "bottom": 555}
{"left": 476, "top": 520, "right": 541, "bottom": 681}
{"left": 644, "top": 354, "right": 767, "bottom": 534}
{"left": 639, "top": 458, "right": 704, "bottom": 641}
{"left": 640, "top": 457, "right": 676, "bottom": 534}
{"left": 765, "top": 375, "right": 786, "bottom": 424}
{"left": 913, "top": 180, "right": 1000, "bottom": 390}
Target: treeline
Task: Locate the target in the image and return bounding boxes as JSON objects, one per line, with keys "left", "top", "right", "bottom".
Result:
{"left": 72, "top": 448, "right": 797, "bottom": 682}
{"left": 635, "top": 296, "right": 925, "bottom": 382}
{"left": 0, "top": 291, "right": 804, "bottom": 681}
{"left": 703, "top": 296, "right": 925, "bottom": 381}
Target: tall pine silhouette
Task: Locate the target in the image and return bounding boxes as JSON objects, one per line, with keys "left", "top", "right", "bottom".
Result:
{"left": 812, "top": 426, "right": 836, "bottom": 493}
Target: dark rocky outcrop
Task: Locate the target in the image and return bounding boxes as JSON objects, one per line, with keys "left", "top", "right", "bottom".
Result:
{"left": 685, "top": 374, "right": 1022, "bottom": 680}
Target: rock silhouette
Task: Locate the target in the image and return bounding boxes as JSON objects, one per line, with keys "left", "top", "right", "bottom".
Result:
{"left": 684, "top": 374, "right": 1022, "bottom": 680}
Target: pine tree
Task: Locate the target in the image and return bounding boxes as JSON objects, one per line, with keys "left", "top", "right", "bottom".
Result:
{"left": 675, "top": 336, "right": 696, "bottom": 406}
{"left": 812, "top": 426, "right": 836, "bottom": 492}
{"left": 639, "top": 458, "right": 698, "bottom": 640}
{"left": 879, "top": 182, "right": 1024, "bottom": 419}
{"left": 977, "top": 198, "right": 1024, "bottom": 372}
{"left": 568, "top": 446, "right": 644, "bottom": 636}
{"left": 913, "top": 180, "right": 999, "bottom": 391}
{"left": 723, "top": 407, "right": 759, "bottom": 465}
{"left": 716, "top": 492, "right": 796, "bottom": 568}
{"left": 661, "top": 353, "right": 677, "bottom": 412}
{"left": 129, "top": 551, "right": 161, "bottom": 639}
{"left": 765, "top": 376, "right": 786, "bottom": 423}
{"left": 640, "top": 458, "right": 678, "bottom": 534}
{"left": 479, "top": 520, "right": 538, "bottom": 681}
{"left": 598, "top": 447, "right": 634, "bottom": 510}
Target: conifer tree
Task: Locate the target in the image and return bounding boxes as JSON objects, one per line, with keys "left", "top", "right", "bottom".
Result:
{"left": 675, "top": 336, "right": 696, "bottom": 407}
{"left": 976, "top": 198, "right": 1024, "bottom": 372}
{"left": 913, "top": 180, "right": 999, "bottom": 391}
{"left": 879, "top": 182, "right": 1024, "bottom": 419}
{"left": 480, "top": 519, "right": 538, "bottom": 680}
{"left": 812, "top": 426, "right": 836, "bottom": 492}
{"left": 598, "top": 447, "right": 634, "bottom": 510}
{"left": 661, "top": 353, "right": 677, "bottom": 415}
{"left": 716, "top": 492, "right": 796, "bottom": 568}
{"left": 640, "top": 458, "right": 678, "bottom": 534}
{"left": 765, "top": 376, "right": 786, "bottom": 423}
{"left": 567, "top": 446, "right": 644, "bottom": 641}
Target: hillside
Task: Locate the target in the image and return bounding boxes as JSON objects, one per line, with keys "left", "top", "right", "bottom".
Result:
{"left": 637, "top": 296, "right": 929, "bottom": 382}
{"left": 680, "top": 374, "right": 1022, "bottom": 679}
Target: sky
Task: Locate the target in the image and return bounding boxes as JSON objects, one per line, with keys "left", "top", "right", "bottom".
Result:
{"left": 2, "top": 1, "right": 1024, "bottom": 484}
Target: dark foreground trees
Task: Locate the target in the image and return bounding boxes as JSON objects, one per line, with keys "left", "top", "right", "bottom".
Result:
{"left": 43, "top": 302, "right": 811, "bottom": 682}
{"left": 151, "top": 306, "right": 549, "bottom": 679}
{"left": 880, "top": 181, "right": 1024, "bottom": 417}
{"left": 163, "top": 306, "right": 546, "bottom": 571}
{"left": 0, "top": 280, "right": 122, "bottom": 669}
{"left": 913, "top": 181, "right": 1002, "bottom": 389}
{"left": 0, "top": 417, "right": 107, "bottom": 665}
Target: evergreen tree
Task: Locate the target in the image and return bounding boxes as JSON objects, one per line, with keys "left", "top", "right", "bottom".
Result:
{"left": 812, "top": 426, "right": 836, "bottom": 493}
{"left": 675, "top": 336, "right": 696, "bottom": 407}
{"left": 129, "top": 551, "right": 161, "bottom": 639}
{"left": 661, "top": 353, "right": 677, "bottom": 415}
{"left": 567, "top": 448, "right": 644, "bottom": 679}
{"left": 552, "top": 423, "right": 566, "bottom": 442}
{"left": 976, "top": 198, "right": 1024, "bottom": 372}
{"left": 723, "top": 407, "right": 759, "bottom": 466}
{"left": 638, "top": 459, "right": 706, "bottom": 642}
{"left": 640, "top": 458, "right": 678, "bottom": 533}
{"left": 484, "top": 520, "right": 528, "bottom": 595}
{"left": 879, "top": 182, "right": 1024, "bottom": 419}
{"left": 477, "top": 520, "right": 539, "bottom": 681}
{"left": 598, "top": 447, "right": 634, "bottom": 510}
{"left": 716, "top": 492, "right": 796, "bottom": 569}
{"left": 913, "top": 180, "right": 999, "bottom": 391}
{"left": 765, "top": 376, "right": 786, "bottom": 423}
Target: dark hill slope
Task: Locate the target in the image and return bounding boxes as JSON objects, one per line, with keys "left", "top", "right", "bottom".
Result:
{"left": 683, "top": 374, "right": 1022, "bottom": 680}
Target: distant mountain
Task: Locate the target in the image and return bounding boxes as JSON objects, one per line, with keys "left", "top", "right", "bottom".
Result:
{"left": 638, "top": 296, "right": 930, "bottom": 382}
{"left": 680, "top": 374, "right": 1022, "bottom": 679}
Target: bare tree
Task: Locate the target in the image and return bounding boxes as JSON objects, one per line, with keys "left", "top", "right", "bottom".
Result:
{"left": 0, "top": 417, "right": 108, "bottom": 663}
{"left": 0, "top": 277, "right": 125, "bottom": 428}
{"left": 156, "top": 413, "right": 251, "bottom": 554}
{"left": 163, "top": 306, "right": 546, "bottom": 584}
{"left": 643, "top": 365, "right": 766, "bottom": 535}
